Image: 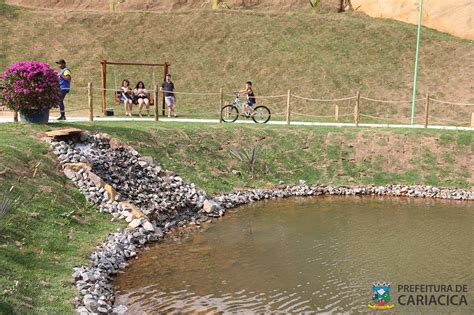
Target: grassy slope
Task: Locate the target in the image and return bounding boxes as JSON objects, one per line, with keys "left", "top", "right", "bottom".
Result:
{"left": 0, "top": 122, "right": 472, "bottom": 313}
{"left": 0, "top": 124, "right": 122, "bottom": 313}
{"left": 69, "top": 122, "right": 473, "bottom": 193}
{"left": 2, "top": 2, "right": 473, "bottom": 125}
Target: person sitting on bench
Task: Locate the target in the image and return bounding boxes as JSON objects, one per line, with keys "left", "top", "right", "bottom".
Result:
{"left": 133, "top": 81, "right": 150, "bottom": 117}
{"left": 120, "top": 79, "right": 133, "bottom": 116}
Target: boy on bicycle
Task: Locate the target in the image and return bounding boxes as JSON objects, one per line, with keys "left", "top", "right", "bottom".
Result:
{"left": 238, "top": 81, "right": 256, "bottom": 114}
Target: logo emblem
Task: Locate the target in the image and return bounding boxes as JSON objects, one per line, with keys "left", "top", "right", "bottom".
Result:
{"left": 368, "top": 281, "right": 395, "bottom": 309}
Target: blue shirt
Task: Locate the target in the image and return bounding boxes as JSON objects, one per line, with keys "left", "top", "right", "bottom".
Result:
{"left": 59, "top": 67, "right": 71, "bottom": 90}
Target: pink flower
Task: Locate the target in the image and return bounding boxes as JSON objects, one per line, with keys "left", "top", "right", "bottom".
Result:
{"left": 1, "top": 61, "right": 60, "bottom": 112}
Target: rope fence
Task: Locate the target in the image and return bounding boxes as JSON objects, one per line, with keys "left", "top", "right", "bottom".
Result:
{"left": 360, "top": 96, "right": 426, "bottom": 104}
{"left": 2, "top": 83, "right": 473, "bottom": 128}
{"left": 225, "top": 93, "right": 287, "bottom": 99}
{"left": 430, "top": 99, "right": 474, "bottom": 106}
{"left": 292, "top": 94, "right": 357, "bottom": 102}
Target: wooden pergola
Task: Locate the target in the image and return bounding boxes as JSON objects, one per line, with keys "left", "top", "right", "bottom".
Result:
{"left": 100, "top": 60, "right": 170, "bottom": 115}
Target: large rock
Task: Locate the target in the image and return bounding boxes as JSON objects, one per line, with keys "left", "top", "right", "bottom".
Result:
{"left": 119, "top": 201, "right": 148, "bottom": 220}
{"left": 104, "top": 184, "right": 119, "bottom": 201}
{"left": 63, "top": 168, "right": 76, "bottom": 180}
{"left": 45, "top": 128, "right": 83, "bottom": 138}
{"left": 63, "top": 162, "right": 92, "bottom": 172}
{"left": 203, "top": 199, "right": 220, "bottom": 213}
{"left": 128, "top": 218, "right": 143, "bottom": 229}
{"left": 142, "top": 221, "right": 155, "bottom": 232}
{"left": 87, "top": 171, "right": 104, "bottom": 188}
{"left": 112, "top": 305, "right": 128, "bottom": 315}
{"left": 155, "top": 227, "right": 164, "bottom": 238}
{"left": 139, "top": 156, "right": 158, "bottom": 167}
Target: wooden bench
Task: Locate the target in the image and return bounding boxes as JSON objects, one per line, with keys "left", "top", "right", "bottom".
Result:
{"left": 113, "top": 91, "right": 155, "bottom": 107}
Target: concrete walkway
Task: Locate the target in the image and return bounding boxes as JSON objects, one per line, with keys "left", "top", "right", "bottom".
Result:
{"left": 0, "top": 116, "right": 472, "bottom": 131}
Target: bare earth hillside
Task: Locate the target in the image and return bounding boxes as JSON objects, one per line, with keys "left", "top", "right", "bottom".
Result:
{"left": 5, "top": 0, "right": 320, "bottom": 11}
{"left": 352, "top": 0, "right": 474, "bottom": 40}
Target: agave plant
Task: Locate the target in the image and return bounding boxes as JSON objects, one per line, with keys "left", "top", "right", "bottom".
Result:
{"left": 0, "top": 186, "right": 16, "bottom": 220}
{"left": 229, "top": 144, "right": 261, "bottom": 178}
{"left": 309, "top": 0, "right": 320, "bottom": 9}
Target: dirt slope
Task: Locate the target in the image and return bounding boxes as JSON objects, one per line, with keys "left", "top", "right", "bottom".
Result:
{"left": 5, "top": 0, "right": 321, "bottom": 11}
{"left": 352, "top": 0, "right": 474, "bottom": 40}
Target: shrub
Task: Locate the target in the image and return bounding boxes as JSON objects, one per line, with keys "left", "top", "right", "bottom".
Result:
{"left": 229, "top": 144, "right": 261, "bottom": 178}
{"left": 1, "top": 61, "right": 60, "bottom": 113}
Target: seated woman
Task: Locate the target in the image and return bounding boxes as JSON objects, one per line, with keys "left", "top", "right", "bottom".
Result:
{"left": 120, "top": 79, "right": 133, "bottom": 116}
{"left": 133, "top": 81, "right": 150, "bottom": 117}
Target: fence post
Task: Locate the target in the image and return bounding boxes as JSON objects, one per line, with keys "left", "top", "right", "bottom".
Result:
{"left": 354, "top": 91, "right": 360, "bottom": 126}
{"left": 335, "top": 104, "right": 339, "bottom": 122}
{"left": 424, "top": 93, "right": 430, "bottom": 128}
{"left": 154, "top": 84, "right": 159, "bottom": 121}
{"left": 162, "top": 63, "right": 169, "bottom": 116}
{"left": 13, "top": 111, "right": 18, "bottom": 122}
{"left": 471, "top": 113, "right": 474, "bottom": 128}
{"left": 219, "top": 87, "right": 223, "bottom": 123}
{"left": 286, "top": 89, "right": 291, "bottom": 125}
{"left": 100, "top": 60, "right": 107, "bottom": 114}
{"left": 88, "top": 82, "right": 93, "bottom": 122}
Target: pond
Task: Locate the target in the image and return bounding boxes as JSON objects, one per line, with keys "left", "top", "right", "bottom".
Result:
{"left": 114, "top": 196, "right": 473, "bottom": 313}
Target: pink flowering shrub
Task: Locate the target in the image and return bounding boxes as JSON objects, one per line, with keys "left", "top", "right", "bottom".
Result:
{"left": 1, "top": 61, "right": 60, "bottom": 112}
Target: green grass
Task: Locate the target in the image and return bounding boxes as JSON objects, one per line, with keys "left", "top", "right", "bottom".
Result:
{"left": 62, "top": 121, "right": 473, "bottom": 192}
{"left": 2, "top": 1, "right": 474, "bottom": 126}
{"left": 0, "top": 123, "right": 122, "bottom": 313}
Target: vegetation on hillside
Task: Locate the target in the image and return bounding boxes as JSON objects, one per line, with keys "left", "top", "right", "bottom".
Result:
{"left": 2, "top": 1, "right": 473, "bottom": 125}
{"left": 0, "top": 124, "right": 121, "bottom": 313}
{"left": 70, "top": 122, "right": 473, "bottom": 192}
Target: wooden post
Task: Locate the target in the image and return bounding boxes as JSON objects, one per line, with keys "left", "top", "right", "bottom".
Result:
{"left": 471, "top": 113, "right": 474, "bottom": 128}
{"left": 13, "top": 111, "right": 18, "bottom": 122}
{"left": 154, "top": 84, "right": 159, "bottom": 121}
{"left": 354, "top": 91, "right": 360, "bottom": 126}
{"left": 424, "top": 93, "right": 430, "bottom": 128}
{"left": 100, "top": 60, "right": 107, "bottom": 114}
{"left": 335, "top": 104, "right": 339, "bottom": 122}
{"left": 219, "top": 87, "right": 224, "bottom": 123}
{"left": 88, "top": 82, "right": 93, "bottom": 122}
{"left": 286, "top": 89, "right": 291, "bottom": 125}
{"left": 162, "top": 62, "right": 169, "bottom": 116}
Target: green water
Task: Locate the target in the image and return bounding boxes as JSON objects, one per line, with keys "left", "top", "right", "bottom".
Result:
{"left": 114, "top": 196, "right": 473, "bottom": 313}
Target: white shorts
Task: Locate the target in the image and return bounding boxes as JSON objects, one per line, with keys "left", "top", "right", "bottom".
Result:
{"left": 165, "top": 96, "right": 175, "bottom": 106}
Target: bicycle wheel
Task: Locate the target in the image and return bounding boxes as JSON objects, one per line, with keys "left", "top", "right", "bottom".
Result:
{"left": 221, "top": 105, "right": 239, "bottom": 123}
{"left": 252, "top": 105, "right": 271, "bottom": 123}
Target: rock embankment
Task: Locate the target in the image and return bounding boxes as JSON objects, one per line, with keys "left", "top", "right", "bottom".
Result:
{"left": 216, "top": 184, "right": 473, "bottom": 209}
{"left": 46, "top": 130, "right": 472, "bottom": 314}
{"left": 49, "top": 132, "right": 223, "bottom": 314}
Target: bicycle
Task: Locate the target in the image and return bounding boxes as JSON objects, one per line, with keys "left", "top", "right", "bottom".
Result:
{"left": 221, "top": 92, "right": 271, "bottom": 123}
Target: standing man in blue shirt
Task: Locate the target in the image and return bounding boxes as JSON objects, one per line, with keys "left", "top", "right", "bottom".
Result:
{"left": 56, "top": 59, "right": 71, "bottom": 120}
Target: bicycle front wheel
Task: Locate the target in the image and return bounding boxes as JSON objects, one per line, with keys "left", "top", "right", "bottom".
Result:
{"left": 252, "top": 105, "right": 271, "bottom": 123}
{"left": 221, "top": 105, "right": 239, "bottom": 123}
